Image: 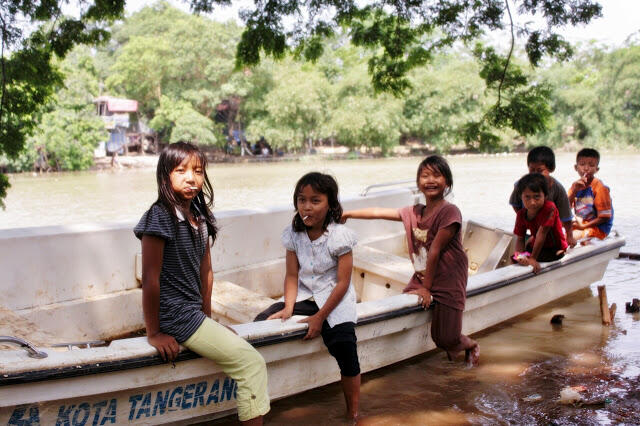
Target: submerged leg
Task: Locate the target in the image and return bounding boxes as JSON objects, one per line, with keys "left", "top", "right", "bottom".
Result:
{"left": 431, "top": 302, "right": 479, "bottom": 366}
{"left": 341, "top": 374, "right": 361, "bottom": 420}
{"left": 324, "top": 322, "right": 361, "bottom": 419}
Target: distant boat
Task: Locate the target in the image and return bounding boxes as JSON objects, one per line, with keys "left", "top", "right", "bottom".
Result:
{"left": 0, "top": 186, "right": 624, "bottom": 424}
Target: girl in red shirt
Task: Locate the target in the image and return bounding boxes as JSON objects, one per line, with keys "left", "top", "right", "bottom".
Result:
{"left": 514, "top": 173, "right": 568, "bottom": 274}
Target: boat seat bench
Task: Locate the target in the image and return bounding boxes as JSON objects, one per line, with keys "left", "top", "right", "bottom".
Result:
{"left": 353, "top": 245, "right": 414, "bottom": 285}
{"left": 0, "top": 304, "right": 56, "bottom": 348}
{"left": 211, "top": 281, "right": 276, "bottom": 324}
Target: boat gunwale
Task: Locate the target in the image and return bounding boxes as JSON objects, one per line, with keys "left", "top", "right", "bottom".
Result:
{"left": 0, "top": 236, "right": 625, "bottom": 387}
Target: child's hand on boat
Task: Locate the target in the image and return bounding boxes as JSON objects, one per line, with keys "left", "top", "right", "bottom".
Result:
{"left": 267, "top": 308, "right": 293, "bottom": 321}
{"left": 407, "top": 287, "right": 432, "bottom": 309}
{"left": 517, "top": 256, "right": 541, "bottom": 274}
{"left": 148, "top": 332, "right": 180, "bottom": 362}
{"left": 298, "top": 313, "right": 325, "bottom": 339}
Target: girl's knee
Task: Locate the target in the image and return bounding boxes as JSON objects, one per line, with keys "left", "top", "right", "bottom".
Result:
{"left": 433, "top": 334, "right": 462, "bottom": 352}
{"left": 328, "top": 341, "right": 360, "bottom": 377}
{"left": 235, "top": 344, "right": 267, "bottom": 379}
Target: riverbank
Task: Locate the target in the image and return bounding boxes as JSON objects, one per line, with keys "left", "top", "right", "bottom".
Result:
{"left": 90, "top": 142, "right": 638, "bottom": 171}
{"left": 91, "top": 146, "right": 526, "bottom": 171}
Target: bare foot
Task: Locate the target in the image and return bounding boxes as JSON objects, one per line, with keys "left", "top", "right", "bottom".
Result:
{"left": 465, "top": 344, "right": 480, "bottom": 367}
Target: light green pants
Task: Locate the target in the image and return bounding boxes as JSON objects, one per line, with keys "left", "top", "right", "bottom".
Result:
{"left": 183, "top": 318, "right": 270, "bottom": 421}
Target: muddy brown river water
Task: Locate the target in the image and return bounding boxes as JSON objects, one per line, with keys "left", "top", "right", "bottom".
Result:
{"left": 2, "top": 153, "right": 639, "bottom": 425}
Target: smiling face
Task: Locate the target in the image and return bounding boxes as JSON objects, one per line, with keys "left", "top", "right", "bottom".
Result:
{"left": 521, "top": 187, "right": 546, "bottom": 218}
{"left": 170, "top": 155, "right": 204, "bottom": 207}
{"left": 575, "top": 156, "right": 599, "bottom": 184}
{"left": 417, "top": 165, "right": 448, "bottom": 201}
{"left": 296, "top": 184, "right": 330, "bottom": 231}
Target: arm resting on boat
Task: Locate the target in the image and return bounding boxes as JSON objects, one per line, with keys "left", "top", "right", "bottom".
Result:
{"left": 268, "top": 250, "right": 299, "bottom": 321}
{"left": 141, "top": 235, "right": 180, "bottom": 361}
{"left": 201, "top": 243, "right": 213, "bottom": 317}
{"left": 341, "top": 207, "right": 402, "bottom": 222}
{"left": 407, "top": 224, "right": 457, "bottom": 309}
{"left": 526, "top": 226, "right": 551, "bottom": 274}
{"left": 299, "top": 251, "right": 353, "bottom": 340}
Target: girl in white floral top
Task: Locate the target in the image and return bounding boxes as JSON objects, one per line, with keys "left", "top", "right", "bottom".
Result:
{"left": 255, "top": 172, "right": 361, "bottom": 420}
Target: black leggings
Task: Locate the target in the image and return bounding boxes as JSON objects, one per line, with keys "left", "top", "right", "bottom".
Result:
{"left": 255, "top": 300, "right": 360, "bottom": 376}
{"left": 526, "top": 243, "right": 566, "bottom": 262}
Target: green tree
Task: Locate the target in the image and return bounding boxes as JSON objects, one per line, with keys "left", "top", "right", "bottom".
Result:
{"left": 245, "top": 59, "right": 330, "bottom": 150}
{"left": 1, "top": 45, "right": 107, "bottom": 172}
{"left": 0, "top": 0, "right": 124, "bottom": 207}
{"left": 28, "top": 107, "right": 106, "bottom": 170}
{"left": 531, "top": 43, "right": 640, "bottom": 149}
{"left": 195, "top": 0, "right": 601, "bottom": 139}
{"left": 324, "top": 45, "right": 403, "bottom": 155}
{"left": 150, "top": 95, "right": 222, "bottom": 145}
{"left": 402, "top": 53, "right": 489, "bottom": 151}
{"left": 106, "top": 2, "right": 252, "bottom": 132}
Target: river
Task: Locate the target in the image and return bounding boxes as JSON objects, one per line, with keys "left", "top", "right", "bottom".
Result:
{"left": 2, "top": 152, "right": 639, "bottom": 424}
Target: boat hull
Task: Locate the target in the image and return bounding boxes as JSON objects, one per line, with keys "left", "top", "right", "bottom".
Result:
{"left": 0, "top": 188, "right": 624, "bottom": 424}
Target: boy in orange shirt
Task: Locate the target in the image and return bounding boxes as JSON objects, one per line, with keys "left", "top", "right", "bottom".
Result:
{"left": 568, "top": 148, "right": 613, "bottom": 240}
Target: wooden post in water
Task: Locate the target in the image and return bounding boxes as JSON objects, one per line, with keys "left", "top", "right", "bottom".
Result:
{"left": 597, "top": 285, "right": 613, "bottom": 325}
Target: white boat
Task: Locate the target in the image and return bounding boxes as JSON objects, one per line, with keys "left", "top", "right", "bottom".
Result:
{"left": 0, "top": 186, "right": 625, "bottom": 425}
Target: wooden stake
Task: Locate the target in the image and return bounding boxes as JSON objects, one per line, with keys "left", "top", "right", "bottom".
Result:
{"left": 598, "top": 285, "right": 612, "bottom": 325}
{"left": 609, "top": 303, "right": 617, "bottom": 322}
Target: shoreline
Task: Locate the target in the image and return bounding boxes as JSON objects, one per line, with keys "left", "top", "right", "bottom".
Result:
{"left": 90, "top": 147, "right": 528, "bottom": 171}
{"left": 7, "top": 144, "right": 639, "bottom": 175}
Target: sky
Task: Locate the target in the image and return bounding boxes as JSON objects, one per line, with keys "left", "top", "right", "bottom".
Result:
{"left": 122, "top": 0, "right": 640, "bottom": 48}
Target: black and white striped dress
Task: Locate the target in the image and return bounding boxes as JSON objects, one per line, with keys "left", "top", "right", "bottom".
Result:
{"left": 134, "top": 203, "right": 208, "bottom": 343}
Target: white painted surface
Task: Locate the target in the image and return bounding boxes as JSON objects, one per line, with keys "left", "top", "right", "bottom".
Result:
{"left": 0, "top": 187, "right": 624, "bottom": 424}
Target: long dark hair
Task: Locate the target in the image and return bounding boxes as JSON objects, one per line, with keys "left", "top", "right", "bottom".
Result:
{"left": 416, "top": 155, "right": 453, "bottom": 196}
{"left": 291, "top": 172, "right": 343, "bottom": 232}
{"left": 155, "top": 141, "right": 218, "bottom": 244}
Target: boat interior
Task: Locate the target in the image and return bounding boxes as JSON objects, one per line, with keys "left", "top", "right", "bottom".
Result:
{"left": 1, "top": 220, "right": 515, "bottom": 352}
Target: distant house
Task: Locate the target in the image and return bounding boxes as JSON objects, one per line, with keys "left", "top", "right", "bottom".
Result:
{"left": 93, "top": 96, "right": 155, "bottom": 155}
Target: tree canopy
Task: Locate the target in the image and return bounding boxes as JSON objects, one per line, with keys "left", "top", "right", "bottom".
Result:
{"left": 0, "top": 0, "right": 607, "bottom": 207}
{"left": 0, "top": 0, "right": 125, "bottom": 207}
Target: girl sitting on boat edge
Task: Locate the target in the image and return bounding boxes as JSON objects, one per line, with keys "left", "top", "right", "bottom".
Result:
{"left": 254, "top": 172, "right": 362, "bottom": 420}
{"left": 134, "top": 141, "right": 270, "bottom": 425}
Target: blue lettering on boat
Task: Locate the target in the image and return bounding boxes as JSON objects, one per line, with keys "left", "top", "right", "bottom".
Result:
{"left": 90, "top": 400, "right": 107, "bottom": 426}
{"left": 8, "top": 404, "right": 39, "bottom": 425}
{"left": 221, "top": 377, "right": 236, "bottom": 402}
{"left": 127, "top": 395, "right": 142, "bottom": 421}
{"left": 100, "top": 399, "right": 117, "bottom": 425}
{"left": 56, "top": 404, "right": 74, "bottom": 425}
{"left": 72, "top": 403, "right": 90, "bottom": 425}
{"left": 152, "top": 390, "right": 170, "bottom": 416}
{"left": 50, "top": 398, "right": 118, "bottom": 426}
{"left": 181, "top": 383, "right": 195, "bottom": 409}
{"left": 193, "top": 381, "right": 208, "bottom": 408}
{"left": 169, "top": 386, "right": 183, "bottom": 410}
{"left": 7, "top": 378, "right": 236, "bottom": 425}
{"left": 53, "top": 400, "right": 116, "bottom": 426}
{"left": 135, "top": 393, "right": 152, "bottom": 419}
{"left": 126, "top": 378, "right": 237, "bottom": 419}
{"left": 207, "top": 380, "right": 219, "bottom": 405}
